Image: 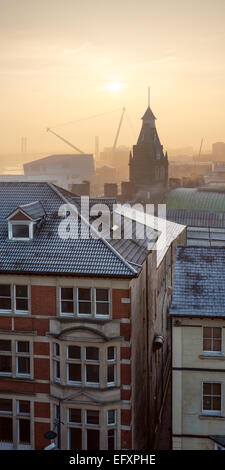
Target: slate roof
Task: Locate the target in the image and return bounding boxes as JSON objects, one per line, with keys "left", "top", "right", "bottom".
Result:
{"left": 170, "top": 246, "right": 225, "bottom": 317}
{"left": 141, "top": 106, "right": 156, "bottom": 121}
{"left": 57, "top": 188, "right": 159, "bottom": 269}
{"left": 166, "top": 208, "right": 225, "bottom": 228}
{"left": 0, "top": 182, "right": 137, "bottom": 277}
{"left": 7, "top": 201, "right": 46, "bottom": 221}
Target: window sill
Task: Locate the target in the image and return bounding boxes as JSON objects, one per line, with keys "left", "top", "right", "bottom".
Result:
{"left": 0, "top": 375, "right": 34, "bottom": 382}
{"left": 51, "top": 381, "right": 120, "bottom": 391}
{"left": 199, "top": 354, "right": 225, "bottom": 360}
{"left": 56, "top": 316, "right": 112, "bottom": 325}
{"left": 199, "top": 414, "right": 225, "bottom": 420}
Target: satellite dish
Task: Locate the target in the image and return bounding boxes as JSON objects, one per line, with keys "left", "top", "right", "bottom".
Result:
{"left": 44, "top": 430, "right": 57, "bottom": 440}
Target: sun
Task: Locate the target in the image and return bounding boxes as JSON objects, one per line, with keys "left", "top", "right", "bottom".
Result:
{"left": 105, "top": 80, "right": 126, "bottom": 93}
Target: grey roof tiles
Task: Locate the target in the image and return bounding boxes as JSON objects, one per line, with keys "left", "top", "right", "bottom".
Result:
{"left": 0, "top": 182, "right": 136, "bottom": 277}
{"left": 170, "top": 246, "right": 225, "bottom": 318}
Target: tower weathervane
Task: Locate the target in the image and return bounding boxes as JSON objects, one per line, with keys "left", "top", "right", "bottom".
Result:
{"left": 148, "top": 87, "right": 150, "bottom": 107}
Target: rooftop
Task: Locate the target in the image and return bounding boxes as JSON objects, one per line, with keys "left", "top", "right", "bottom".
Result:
{"left": 0, "top": 182, "right": 185, "bottom": 278}
{"left": 170, "top": 246, "right": 225, "bottom": 317}
{"left": 165, "top": 187, "right": 225, "bottom": 212}
{"left": 0, "top": 182, "right": 136, "bottom": 278}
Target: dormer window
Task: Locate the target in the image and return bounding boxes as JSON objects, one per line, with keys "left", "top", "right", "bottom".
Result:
{"left": 8, "top": 222, "right": 33, "bottom": 241}
{"left": 6, "top": 201, "right": 45, "bottom": 241}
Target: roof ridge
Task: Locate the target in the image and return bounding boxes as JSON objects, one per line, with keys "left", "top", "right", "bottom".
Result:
{"left": 47, "top": 182, "right": 137, "bottom": 276}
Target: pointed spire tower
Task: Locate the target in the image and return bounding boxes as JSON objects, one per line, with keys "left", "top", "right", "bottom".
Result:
{"left": 129, "top": 88, "right": 168, "bottom": 196}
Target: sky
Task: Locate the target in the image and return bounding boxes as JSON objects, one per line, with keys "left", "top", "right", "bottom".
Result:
{"left": 0, "top": 0, "right": 225, "bottom": 157}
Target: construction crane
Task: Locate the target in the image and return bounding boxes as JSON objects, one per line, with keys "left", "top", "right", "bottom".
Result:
{"left": 46, "top": 127, "right": 85, "bottom": 154}
{"left": 198, "top": 138, "right": 203, "bottom": 160}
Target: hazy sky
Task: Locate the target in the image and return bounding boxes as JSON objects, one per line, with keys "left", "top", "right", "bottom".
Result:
{"left": 1, "top": 0, "right": 225, "bottom": 157}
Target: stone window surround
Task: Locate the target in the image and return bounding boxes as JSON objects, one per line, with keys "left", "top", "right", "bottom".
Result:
{"left": 53, "top": 404, "right": 119, "bottom": 450}
{"left": 52, "top": 341, "right": 118, "bottom": 389}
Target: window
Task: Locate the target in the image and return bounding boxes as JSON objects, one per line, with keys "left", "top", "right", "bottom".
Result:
{"left": 203, "top": 327, "right": 222, "bottom": 355}
{"left": 17, "top": 400, "right": 31, "bottom": 445}
{"left": 0, "top": 399, "right": 13, "bottom": 445}
{"left": 17, "top": 401, "right": 30, "bottom": 415}
{"left": 86, "top": 410, "right": 99, "bottom": 425}
{"left": 58, "top": 287, "right": 111, "bottom": 319}
{"left": 67, "top": 407, "right": 118, "bottom": 450}
{"left": 67, "top": 346, "right": 81, "bottom": 384}
{"left": 86, "top": 429, "right": 99, "bottom": 450}
{"left": 18, "top": 419, "right": 30, "bottom": 444}
{"left": 107, "top": 410, "right": 116, "bottom": 449}
{"left": 69, "top": 427, "right": 82, "bottom": 450}
{"left": 0, "top": 340, "right": 12, "bottom": 375}
{"left": 53, "top": 343, "right": 60, "bottom": 382}
{"left": 0, "top": 285, "right": 11, "bottom": 311}
{"left": 15, "top": 286, "right": 29, "bottom": 313}
{"left": 0, "top": 417, "right": 13, "bottom": 443}
{"left": 0, "top": 399, "right": 12, "bottom": 413}
{"left": 69, "top": 409, "right": 81, "bottom": 424}
{"left": 8, "top": 221, "right": 34, "bottom": 241}
{"left": 12, "top": 224, "right": 30, "bottom": 239}
{"left": 16, "top": 341, "right": 30, "bottom": 376}
{"left": 85, "top": 347, "right": 99, "bottom": 385}
{"left": 107, "top": 409, "right": 116, "bottom": 425}
{"left": 60, "top": 288, "right": 74, "bottom": 315}
{"left": 0, "top": 398, "right": 32, "bottom": 449}
{"left": 77, "top": 288, "right": 92, "bottom": 316}
{"left": 202, "top": 382, "right": 222, "bottom": 416}
{"left": 59, "top": 344, "right": 117, "bottom": 388}
{"left": 107, "top": 347, "right": 116, "bottom": 385}
{"left": 95, "top": 289, "right": 110, "bottom": 317}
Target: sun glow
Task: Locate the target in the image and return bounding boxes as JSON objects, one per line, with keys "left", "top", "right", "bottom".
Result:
{"left": 105, "top": 80, "right": 126, "bottom": 93}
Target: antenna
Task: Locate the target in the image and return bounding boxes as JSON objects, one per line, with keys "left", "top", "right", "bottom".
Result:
{"left": 148, "top": 87, "right": 150, "bottom": 107}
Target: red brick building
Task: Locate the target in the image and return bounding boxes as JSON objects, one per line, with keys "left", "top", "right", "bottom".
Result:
{"left": 0, "top": 182, "right": 185, "bottom": 449}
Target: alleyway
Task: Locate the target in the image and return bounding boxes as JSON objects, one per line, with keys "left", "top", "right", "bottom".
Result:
{"left": 154, "top": 378, "right": 172, "bottom": 450}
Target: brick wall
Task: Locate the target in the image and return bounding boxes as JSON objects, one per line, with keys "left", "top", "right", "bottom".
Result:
{"left": 112, "top": 288, "right": 132, "bottom": 449}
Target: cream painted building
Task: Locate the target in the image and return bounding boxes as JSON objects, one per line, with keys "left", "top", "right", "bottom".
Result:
{"left": 170, "top": 246, "right": 225, "bottom": 450}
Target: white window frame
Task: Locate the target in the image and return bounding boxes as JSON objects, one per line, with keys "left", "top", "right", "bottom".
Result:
{"left": 16, "top": 341, "right": 31, "bottom": 378}
{"left": 77, "top": 288, "right": 92, "bottom": 317}
{"left": 0, "top": 284, "right": 12, "bottom": 313}
{"left": 84, "top": 347, "right": 100, "bottom": 387}
{"left": 53, "top": 343, "right": 60, "bottom": 382}
{"left": 68, "top": 408, "right": 82, "bottom": 426}
{"left": 107, "top": 409, "right": 116, "bottom": 426}
{"left": 202, "top": 326, "right": 223, "bottom": 356}
{"left": 8, "top": 221, "right": 34, "bottom": 241}
{"left": 0, "top": 340, "right": 12, "bottom": 377}
{"left": 0, "top": 398, "right": 13, "bottom": 415}
{"left": 107, "top": 347, "right": 117, "bottom": 386}
{"left": 16, "top": 400, "right": 30, "bottom": 416}
{"left": 202, "top": 381, "right": 222, "bottom": 416}
{"left": 14, "top": 285, "right": 29, "bottom": 314}
{"left": 59, "top": 287, "right": 75, "bottom": 316}
{"left": 85, "top": 410, "right": 100, "bottom": 426}
{"left": 67, "top": 346, "right": 82, "bottom": 385}
{"left": 94, "top": 288, "right": 110, "bottom": 319}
